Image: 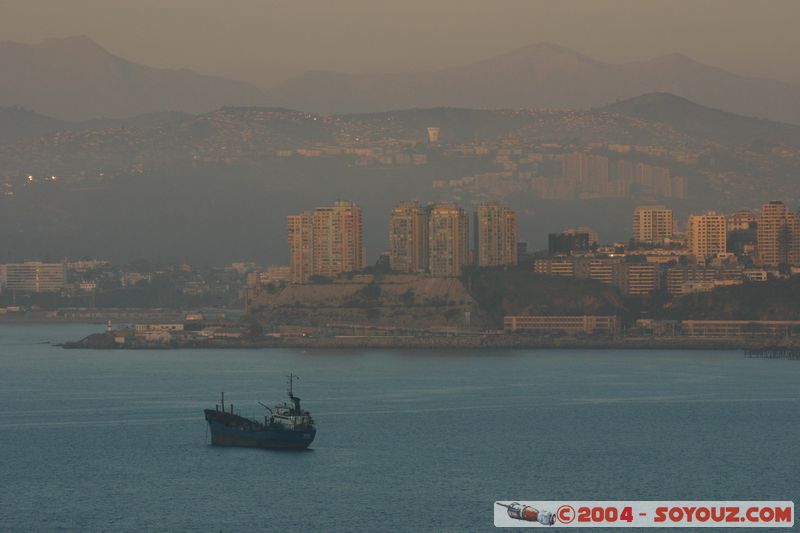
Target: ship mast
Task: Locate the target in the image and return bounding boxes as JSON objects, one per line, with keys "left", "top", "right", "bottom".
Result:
{"left": 287, "top": 373, "right": 299, "bottom": 397}
{"left": 287, "top": 373, "right": 301, "bottom": 415}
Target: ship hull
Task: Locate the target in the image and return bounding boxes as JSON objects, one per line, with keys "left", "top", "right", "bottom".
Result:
{"left": 205, "top": 410, "right": 315, "bottom": 450}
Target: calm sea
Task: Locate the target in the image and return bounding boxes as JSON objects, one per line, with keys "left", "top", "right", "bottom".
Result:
{"left": 0, "top": 324, "right": 798, "bottom": 532}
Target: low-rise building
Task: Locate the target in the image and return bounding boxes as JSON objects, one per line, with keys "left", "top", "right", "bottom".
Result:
{"left": 582, "top": 258, "right": 622, "bottom": 285}
{"left": 533, "top": 258, "right": 576, "bottom": 276}
{"left": 534, "top": 257, "right": 623, "bottom": 285}
{"left": 135, "top": 323, "right": 184, "bottom": 332}
{"left": 635, "top": 319, "right": 679, "bottom": 336}
{"left": 618, "top": 263, "right": 660, "bottom": 296}
{"left": 200, "top": 326, "right": 245, "bottom": 339}
{"left": 504, "top": 315, "right": 619, "bottom": 335}
{"left": 1, "top": 262, "right": 66, "bottom": 292}
{"left": 78, "top": 281, "right": 97, "bottom": 292}
{"left": 666, "top": 267, "right": 717, "bottom": 296}
{"left": 247, "top": 266, "right": 292, "bottom": 287}
{"left": 122, "top": 272, "right": 152, "bottom": 287}
{"left": 682, "top": 320, "right": 800, "bottom": 337}
{"left": 229, "top": 262, "right": 257, "bottom": 274}
{"left": 743, "top": 269, "right": 768, "bottom": 282}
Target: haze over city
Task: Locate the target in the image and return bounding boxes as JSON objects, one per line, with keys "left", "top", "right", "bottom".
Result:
{"left": 2, "top": 3, "right": 800, "bottom": 532}
{"left": 3, "top": 0, "right": 800, "bottom": 88}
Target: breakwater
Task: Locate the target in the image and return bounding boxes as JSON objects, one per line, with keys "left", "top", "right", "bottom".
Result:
{"left": 62, "top": 331, "right": 799, "bottom": 351}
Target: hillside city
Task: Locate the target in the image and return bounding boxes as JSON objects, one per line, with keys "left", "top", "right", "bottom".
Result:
{"left": 5, "top": 196, "right": 800, "bottom": 348}
{"left": 3, "top": 92, "right": 800, "bottom": 348}
{"left": 3, "top": 105, "right": 800, "bottom": 208}
{"left": 5, "top": 12, "right": 800, "bottom": 533}
{"left": 4, "top": 98, "right": 800, "bottom": 276}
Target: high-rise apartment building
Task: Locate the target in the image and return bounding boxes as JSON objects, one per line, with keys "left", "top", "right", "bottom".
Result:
{"left": 389, "top": 201, "right": 429, "bottom": 273}
{"left": 428, "top": 203, "right": 469, "bottom": 276}
{"left": 565, "top": 226, "right": 599, "bottom": 247}
{"left": 548, "top": 232, "right": 589, "bottom": 256}
{"left": 562, "top": 152, "right": 589, "bottom": 184}
{"left": 727, "top": 210, "right": 758, "bottom": 256}
{"left": 687, "top": 212, "right": 727, "bottom": 258}
{"left": 287, "top": 201, "right": 365, "bottom": 281}
{"left": 632, "top": 206, "right": 673, "bottom": 244}
{"left": 757, "top": 201, "right": 800, "bottom": 266}
{"left": 312, "top": 201, "right": 364, "bottom": 276}
{"left": 474, "top": 203, "right": 517, "bottom": 267}
{"left": 562, "top": 153, "right": 610, "bottom": 195}
{"left": 287, "top": 213, "right": 314, "bottom": 282}
{"left": 728, "top": 211, "right": 757, "bottom": 231}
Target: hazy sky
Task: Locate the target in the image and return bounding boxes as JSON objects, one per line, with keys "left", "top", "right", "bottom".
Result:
{"left": 3, "top": 0, "right": 800, "bottom": 88}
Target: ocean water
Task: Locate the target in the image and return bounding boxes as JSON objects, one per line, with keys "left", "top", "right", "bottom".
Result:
{"left": 0, "top": 324, "right": 798, "bottom": 532}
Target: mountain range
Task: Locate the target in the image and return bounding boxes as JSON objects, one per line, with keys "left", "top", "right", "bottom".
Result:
{"left": 0, "top": 36, "right": 263, "bottom": 121}
{"left": 2, "top": 37, "right": 800, "bottom": 124}
{"left": 266, "top": 43, "right": 800, "bottom": 124}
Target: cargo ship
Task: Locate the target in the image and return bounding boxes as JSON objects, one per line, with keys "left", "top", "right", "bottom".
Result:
{"left": 203, "top": 374, "right": 316, "bottom": 450}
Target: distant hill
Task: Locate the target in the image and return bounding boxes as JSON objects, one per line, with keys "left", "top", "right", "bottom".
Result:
{"left": 265, "top": 42, "right": 800, "bottom": 124}
{"left": 604, "top": 93, "right": 800, "bottom": 145}
{"left": 0, "top": 106, "right": 194, "bottom": 143}
{"left": 1, "top": 98, "right": 798, "bottom": 264}
{"left": 78, "top": 111, "right": 193, "bottom": 131}
{"left": 0, "top": 36, "right": 266, "bottom": 120}
{"left": 0, "top": 107, "right": 67, "bottom": 143}
{"left": 3, "top": 97, "right": 800, "bottom": 184}
{"left": 343, "top": 98, "right": 800, "bottom": 146}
